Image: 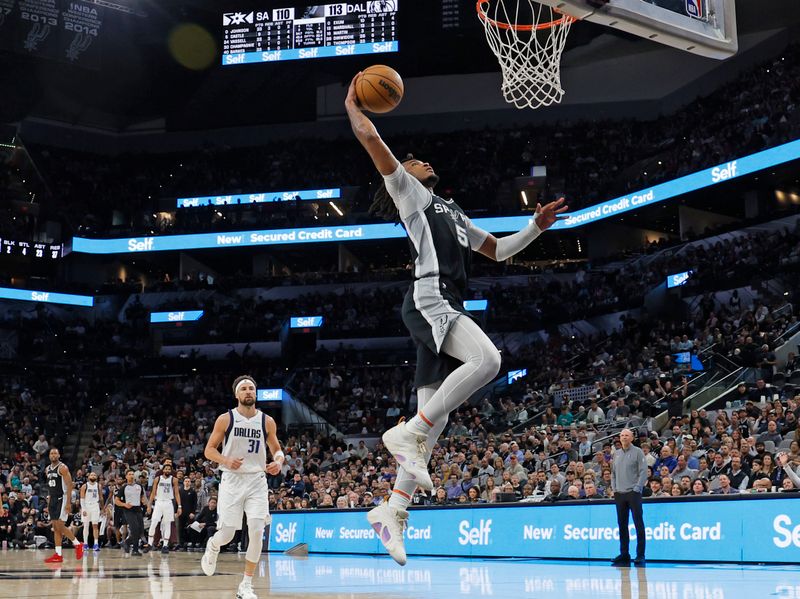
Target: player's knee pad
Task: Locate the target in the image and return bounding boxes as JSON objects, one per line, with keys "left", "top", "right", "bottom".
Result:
{"left": 245, "top": 518, "right": 265, "bottom": 563}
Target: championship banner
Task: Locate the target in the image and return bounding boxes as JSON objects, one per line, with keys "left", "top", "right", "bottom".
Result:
{"left": 4, "top": 0, "right": 105, "bottom": 67}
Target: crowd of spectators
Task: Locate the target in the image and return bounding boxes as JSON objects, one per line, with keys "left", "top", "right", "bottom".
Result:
{"left": 2, "top": 271, "right": 799, "bottom": 543}
{"left": 26, "top": 43, "right": 800, "bottom": 239}
{"left": 3, "top": 223, "right": 800, "bottom": 546}
{"left": 3, "top": 364, "right": 799, "bottom": 551}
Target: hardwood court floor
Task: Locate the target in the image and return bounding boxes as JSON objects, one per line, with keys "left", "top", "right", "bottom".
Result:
{"left": 0, "top": 549, "right": 795, "bottom": 598}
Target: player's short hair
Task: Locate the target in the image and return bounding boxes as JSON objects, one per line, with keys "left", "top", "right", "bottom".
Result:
{"left": 232, "top": 374, "right": 257, "bottom": 395}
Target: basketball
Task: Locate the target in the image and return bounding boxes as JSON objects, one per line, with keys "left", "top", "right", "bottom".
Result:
{"left": 355, "top": 65, "right": 404, "bottom": 114}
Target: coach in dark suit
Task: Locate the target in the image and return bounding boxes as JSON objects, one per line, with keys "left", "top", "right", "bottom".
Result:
{"left": 611, "top": 428, "right": 648, "bottom": 566}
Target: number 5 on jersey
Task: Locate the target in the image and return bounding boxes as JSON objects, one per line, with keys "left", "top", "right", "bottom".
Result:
{"left": 455, "top": 224, "right": 469, "bottom": 248}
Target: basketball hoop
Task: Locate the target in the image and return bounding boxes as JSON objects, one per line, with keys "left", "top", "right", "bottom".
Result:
{"left": 476, "top": 1, "right": 576, "bottom": 110}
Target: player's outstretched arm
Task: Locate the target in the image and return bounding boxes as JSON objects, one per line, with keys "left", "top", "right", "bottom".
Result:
{"left": 265, "top": 416, "right": 285, "bottom": 475}
{"left": 345, "top": 73, "right": 399, "bottom": 176}
{"left": 476, "top": 198, "right": 568, "bottom": 261}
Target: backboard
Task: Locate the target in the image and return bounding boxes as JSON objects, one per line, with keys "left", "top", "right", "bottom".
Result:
{"left": 538, "top": 0, "right": 737, "bottom": 59}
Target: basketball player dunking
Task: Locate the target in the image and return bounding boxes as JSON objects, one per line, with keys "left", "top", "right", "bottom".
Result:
{"left": 346, "top": 74, "right": 566, "bottom": 564}
{"left": 44, "top": 448, "right": 84, "bottom": 562}
{"left": 201, "top": 375, "right": 284, "bottom": 599}
{"left": 147, "top": 460, "right": 182, "bottom": 554}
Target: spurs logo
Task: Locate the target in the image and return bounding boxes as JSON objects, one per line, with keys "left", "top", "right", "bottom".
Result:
{"left": 24, "top": 23, "right": 51, "bottom": 51}
{"left": 66, "top": 32, "right": 93, "bottom": 61}
{"left": 223, "top": 11, "right": 253, "bottom": 25}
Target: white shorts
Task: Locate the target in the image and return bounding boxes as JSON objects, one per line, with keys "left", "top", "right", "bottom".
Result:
{"left": 217, "top": 471, "right": 270, "bottom": 530}
{"left": 152, "top": 501, "right": 175, "bottom": 524}
{"left": 84, "top": 505, "right": 101, "bottom": 524}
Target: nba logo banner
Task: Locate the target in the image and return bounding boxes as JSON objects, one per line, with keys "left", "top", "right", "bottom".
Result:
{"left": 686, "top": 0, "right": 704, "bottom": 19}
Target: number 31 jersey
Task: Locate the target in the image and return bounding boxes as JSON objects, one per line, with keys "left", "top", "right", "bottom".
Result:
{"left": 220, "top": 408, "right": 268, "bottom": 474}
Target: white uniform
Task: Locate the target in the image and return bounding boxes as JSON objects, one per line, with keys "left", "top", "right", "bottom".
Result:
{"left": 217, "top": 408, "right": 270, "bottom": 529}
{"left": 83, "top": 481, "right": 101, "bottom": 523}
{"left": 152, "top": 475, "right": 176, "bottom": 524}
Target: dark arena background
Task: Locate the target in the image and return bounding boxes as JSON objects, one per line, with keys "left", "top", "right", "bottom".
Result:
{"left": 2, "top": 0, "right": 800, "bottom": 597}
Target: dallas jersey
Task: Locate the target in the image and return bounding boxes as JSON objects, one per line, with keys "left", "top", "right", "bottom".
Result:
{"left": 84, "top": 481, "right": 100, "bottom": 507}
{"left": 385, "top": 163, "right": 489, "bottom": 353}
{"left": 83, "top": 481, "right": 102, "bottom": 523}
{"left": 155, "top": 475, "right": 174, "bottom": 502}
{"left": 220, "top": 409, "right": 269, "bottom": 474}
{"left": 150, "top": 474, "right": 176, "bottom": 526}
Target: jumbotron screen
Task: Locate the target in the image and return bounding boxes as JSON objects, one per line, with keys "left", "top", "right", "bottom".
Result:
{"left": 221, "top": 1, "right": 399, "bottom": 66}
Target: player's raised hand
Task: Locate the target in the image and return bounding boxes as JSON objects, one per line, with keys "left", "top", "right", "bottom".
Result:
{"left": 266, "top": 461, "right": 281, "bottom": 475}
{"left": 227, "top": 456, "right": 244, "bottom": 471}
{"left": 345, "top": 72, "right": 363, "bottom": 111}
{"left": 535, "top": 197, "right": 568, "bottom": 231}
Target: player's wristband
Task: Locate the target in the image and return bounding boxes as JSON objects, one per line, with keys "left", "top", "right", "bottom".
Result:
{"left": 273, "top": 450, "right": 285, "bottom": 464}
{"left": 178, "top": 505, "right": 182, "bottom": 508}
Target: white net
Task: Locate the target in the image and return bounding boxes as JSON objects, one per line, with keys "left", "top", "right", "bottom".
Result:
{"left": 477, "top": 0, "right": 575, "bottom": 110}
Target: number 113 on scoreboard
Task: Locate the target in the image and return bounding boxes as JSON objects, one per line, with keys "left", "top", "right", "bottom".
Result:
{"left": 326, "top": 4, "right": 346, "bottom": 16}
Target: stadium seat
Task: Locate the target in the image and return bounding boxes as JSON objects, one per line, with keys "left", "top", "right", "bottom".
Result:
{"left": 772, "top": 373, "right": 786, "bottom": 389}
{"left": 788, "top": 370, "right": 800, "bottom": 386}
{"left": 764, "top": 440, "right": 776, "bottom": 454}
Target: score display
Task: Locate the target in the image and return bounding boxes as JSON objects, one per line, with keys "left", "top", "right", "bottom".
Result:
{"left": 222, "top": 2, "right": 399, "bottom": 66}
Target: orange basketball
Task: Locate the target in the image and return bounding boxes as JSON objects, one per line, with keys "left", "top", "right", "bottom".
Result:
{"left": 355, "top": 65, "right": 404, "bottom": 114}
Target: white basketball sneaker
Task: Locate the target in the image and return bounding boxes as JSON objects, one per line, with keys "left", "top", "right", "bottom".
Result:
{"left": 200, "top": 541, "right": 219, "bottom": 576}
{"left": 367, "top": 503, "right": 409, "bottom": 566}
{"left": 236, "top": 580, "right": 258, "bottom": 599}
{"left": 382, "top": 423, "right": 433, "bottom": 490}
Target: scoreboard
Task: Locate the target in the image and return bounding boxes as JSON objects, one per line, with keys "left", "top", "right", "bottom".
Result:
{"left": 222, "top": 1, "right": 399, "bottom": 66}
{"left": 1, "top": 239, "right": 62, "bottom": 260}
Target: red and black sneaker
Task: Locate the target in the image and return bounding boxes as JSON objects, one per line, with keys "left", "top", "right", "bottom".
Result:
{"left": 44, "top": 553, "right": 64, "bottom": 564}
{"left": 75, "top": 544, "right": 84, "bottom": 560}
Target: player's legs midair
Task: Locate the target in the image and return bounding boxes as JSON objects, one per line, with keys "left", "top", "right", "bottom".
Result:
{"left": 383, "top": 317, "right": 500, "bottom": 487}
